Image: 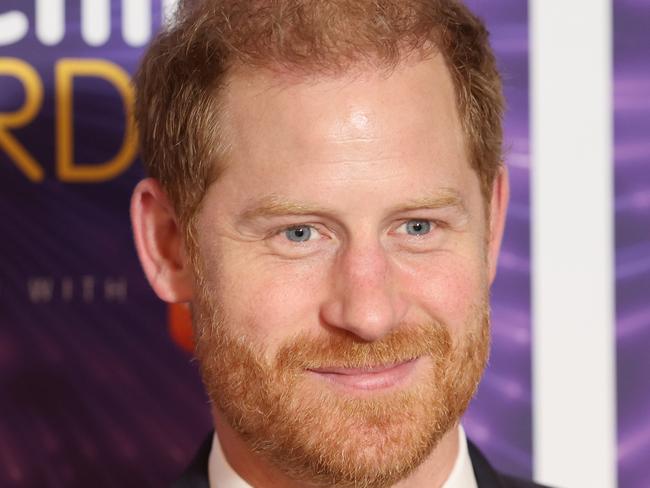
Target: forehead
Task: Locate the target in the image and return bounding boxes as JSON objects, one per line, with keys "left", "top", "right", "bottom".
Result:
{"left": 222, "top": 55, "right": 463, "bottom": 154}
{"left": 211, "top": 55, "right": 474, "bottom": 213}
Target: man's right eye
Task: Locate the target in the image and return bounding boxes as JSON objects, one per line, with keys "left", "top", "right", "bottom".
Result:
{"left": 284, "top": 226, "right": 319, "bottom": 243}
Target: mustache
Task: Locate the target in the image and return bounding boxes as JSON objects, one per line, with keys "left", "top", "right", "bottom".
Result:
{"left": 274, "top": 322, "right": 452, "bottom": 371}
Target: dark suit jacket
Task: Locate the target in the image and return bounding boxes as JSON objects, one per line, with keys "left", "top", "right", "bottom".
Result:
{"left": 171, "top": 432, "right": 551, "bottom": 488}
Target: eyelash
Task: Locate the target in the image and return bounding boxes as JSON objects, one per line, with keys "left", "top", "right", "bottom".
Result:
{"left": 266, "top": 224, "right": 304, "bottom": 238}
{"left": 282, "top": 225, "right": 322, "bottom": 242}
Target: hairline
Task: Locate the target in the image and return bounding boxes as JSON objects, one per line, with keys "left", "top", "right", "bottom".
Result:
{"left": 185, "top": 45, "right": 488, "bottom": 236}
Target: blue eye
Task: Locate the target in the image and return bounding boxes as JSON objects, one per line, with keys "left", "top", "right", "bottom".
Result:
{"left": 285, "top": 226, "right": 312, "bottom": 242}
{"left": 405, "top": 220, "right": 432, "bottom": 236}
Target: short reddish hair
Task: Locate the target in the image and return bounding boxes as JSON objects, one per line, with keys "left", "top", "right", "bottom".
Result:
{"left": 135, "top": 0, "right": 504, "bottom": 235}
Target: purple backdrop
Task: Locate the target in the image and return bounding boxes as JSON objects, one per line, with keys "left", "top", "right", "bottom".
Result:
{"left": 615, "top": 1, "right": 650, "bottom": 487}
{"left": 463, "top": 0, "right": 532, "bottom": 477}
{"left": 0, "top": 1, "right": 531, "bottom": 485}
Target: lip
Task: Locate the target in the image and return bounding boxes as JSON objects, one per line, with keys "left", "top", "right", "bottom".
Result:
{"left": 307, "top": 358, "right": 419, "bottom": 391}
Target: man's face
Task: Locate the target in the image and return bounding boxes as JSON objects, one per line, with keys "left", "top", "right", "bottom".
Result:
{"left": 191, "top": 55, "right": 496, "bottom": 487}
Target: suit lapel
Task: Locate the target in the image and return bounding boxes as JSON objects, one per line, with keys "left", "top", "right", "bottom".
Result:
{"left": 467, "top": 439, "right": 507, "bottom": 488}
{"left": 171, "top": 433, "right": 212, "bottom": 488}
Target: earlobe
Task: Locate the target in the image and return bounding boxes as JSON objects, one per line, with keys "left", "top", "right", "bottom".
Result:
{"left": 487, "top": 165, "right": 510, "bottom": 284}
{"left": 130, "top": 178, "right": 194, "bottom": 303}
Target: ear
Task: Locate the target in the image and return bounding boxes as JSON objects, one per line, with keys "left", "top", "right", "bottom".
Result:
{"left": 487, "top": 165, "right": 510, "bottom": 285}
{"left": 130, "top": 178, "right": 193, "bottom": 303}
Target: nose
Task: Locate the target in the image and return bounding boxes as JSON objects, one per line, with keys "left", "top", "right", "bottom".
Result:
{"left": 319, "top": 240, "right": 408, "bottom": 342}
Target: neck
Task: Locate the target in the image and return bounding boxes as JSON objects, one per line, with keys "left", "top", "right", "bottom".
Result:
{"left": 212, "top": 407, "right": 461, "bottom": 488}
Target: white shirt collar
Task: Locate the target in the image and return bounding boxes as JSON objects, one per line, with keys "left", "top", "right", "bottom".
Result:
{"left": 442, "top": 425, "right": 479, "bottom": 488}
{"left": 208, "top": 430, "right": 252, "bottom": 488}
{"left": 208, "top": 424, "right": 478, "bottom": 488}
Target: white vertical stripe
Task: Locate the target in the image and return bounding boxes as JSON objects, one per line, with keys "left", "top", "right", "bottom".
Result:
{"left": 35, "top": 0, "right": 65, "bottom": 46}
{"left": 81, "top": 0, "right": 111, "bottom": 47}
{"left": 531, "top": 0, "right": 616, "bottom": 487}
{"left": 122, "top": 0, "right": 151, "bottom": 47}
{"left": 162, "top": 0, "right": 181, "bottom": 26}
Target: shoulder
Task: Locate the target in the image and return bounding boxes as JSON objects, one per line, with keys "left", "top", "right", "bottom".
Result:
{"left": 170, "top": 433, "right": 212, "bottom": 488}
{"left": 501, "top": 473, "right": 554, "bottom": 488}
{"left": 467, "top": 438, "right": 555, "bottom": 488}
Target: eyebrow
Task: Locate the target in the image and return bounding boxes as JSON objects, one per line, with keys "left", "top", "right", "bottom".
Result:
{"left": 239, "top": 196, "right": 331, "bottom": 221}
{"left": 238, "top": 189, "right": 467, "bottom": 222}
{"left": 398, "top": 190, "right": 467, "bottom": 214}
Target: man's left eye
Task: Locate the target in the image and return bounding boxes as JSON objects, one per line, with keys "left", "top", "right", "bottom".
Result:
{"left": 399, "top": 220, "right": 433, "bottom": 236}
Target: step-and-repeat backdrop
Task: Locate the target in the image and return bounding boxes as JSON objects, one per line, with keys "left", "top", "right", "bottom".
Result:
{"left": 0, "top": 1, "right": 646, "bottom": 486}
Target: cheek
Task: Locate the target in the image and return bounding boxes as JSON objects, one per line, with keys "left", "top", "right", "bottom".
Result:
{"left": 205, "top": 253, "right": 327, "bottom": 353}
{"left": 400, "top": 252, "right": 487, "bottom": 331}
